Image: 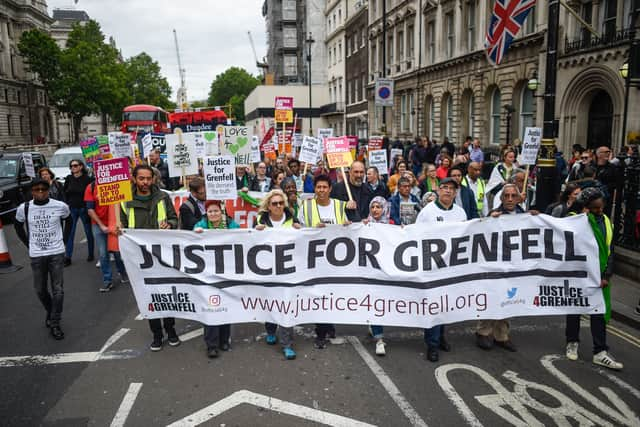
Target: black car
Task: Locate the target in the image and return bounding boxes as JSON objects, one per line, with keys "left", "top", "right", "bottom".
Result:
{"left": 0, "top": 152, "right": 47, "bottom": 222}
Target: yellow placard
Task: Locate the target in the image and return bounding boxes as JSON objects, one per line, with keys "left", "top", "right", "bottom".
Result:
{"left": 97, "top": 181, "right": 132, "bottom": 206}
{"left": 275, "top": 109, "right": 293, "bottom": 123}
{"left": 326, "top": 151, "right": 353, "bottom": 169}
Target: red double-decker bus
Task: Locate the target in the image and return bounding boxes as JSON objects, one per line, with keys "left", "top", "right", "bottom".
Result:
{"left": 121, "top": 104, "right": 171, "bottom": 134}
{"left": 169, "top": 108, "right": 228, "bottom": 132}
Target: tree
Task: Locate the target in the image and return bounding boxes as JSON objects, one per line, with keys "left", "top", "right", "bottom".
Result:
{"left": 207, "top": 67, "right": 260, "bottom": 122}
{"left": 18, "top": 29, "right": 61, "bottom": 91}
{"left": 125, "top": 52, "right": 173, "bottom": 109}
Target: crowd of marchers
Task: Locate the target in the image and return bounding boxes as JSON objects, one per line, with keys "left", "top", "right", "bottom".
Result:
{"left": 12, "top": 135, "right": 639, "bottom": 370}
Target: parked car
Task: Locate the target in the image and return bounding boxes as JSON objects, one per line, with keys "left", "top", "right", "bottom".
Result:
{"left": 48, "top": 146, "right": 83, "bottom": 183}
{"left": 0, "top": 152, "right": 47, "bottom": 222}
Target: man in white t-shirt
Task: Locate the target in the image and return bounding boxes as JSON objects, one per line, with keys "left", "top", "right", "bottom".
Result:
{"left": 15, "top": 178, "right": 70, "bottom": 340}
{"left": 415, "top": 177, "right": 467, "bottom": 362}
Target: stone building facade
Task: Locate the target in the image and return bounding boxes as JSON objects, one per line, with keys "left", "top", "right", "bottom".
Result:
{"left": 0, "top": 0, "right": 54, "bottom": 148}
{"left": 345, "top": 1, "right": 369, "bottom": 138}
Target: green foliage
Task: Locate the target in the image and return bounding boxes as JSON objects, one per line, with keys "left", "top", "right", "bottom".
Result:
{"left": 207, "top": 67, "right": 260, "bottom": 122}
{"left": 190, "top": 100, "right": 208, "bottom": 109}
{"left": 125, "top": 52, "right": 173, "bottom": 110}
{"left": 18, "top": 29, "right": 61, "bottom": 90}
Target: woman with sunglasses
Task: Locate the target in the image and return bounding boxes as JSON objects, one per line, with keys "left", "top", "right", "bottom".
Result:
{"left": 254, "top": 189, "right": 301, "bottom": 360}
{"left": 62, "top": 159, "right": 94, "bottom": 266}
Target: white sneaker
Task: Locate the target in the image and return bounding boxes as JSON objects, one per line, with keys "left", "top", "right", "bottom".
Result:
{"left": 95, "top": 260, "right": 100, "bottom": 268}
{"left": 593, "top": 351, "right": 623, "bottom": 370}
{"left": 375, "top": 339, "right": 386, "bottom": 356}
{"left": 566, "top": 342, "right": 579, "bottom": 361}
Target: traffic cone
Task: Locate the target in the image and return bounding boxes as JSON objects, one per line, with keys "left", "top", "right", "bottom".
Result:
{"left": 0, "top": 217, "right": 22, "bottom": 274}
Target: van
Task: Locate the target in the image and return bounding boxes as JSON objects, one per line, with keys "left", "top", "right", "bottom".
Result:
{"left": 0, "top": 152, "right": 47, "bottom": 221}
{"left": 49, "top": 146, "right": 83, "bottom": 183}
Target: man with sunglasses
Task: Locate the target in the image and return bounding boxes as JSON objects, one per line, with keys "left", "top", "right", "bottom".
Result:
{"left": 14, "top": 178, "right": 70, "bottom": 340}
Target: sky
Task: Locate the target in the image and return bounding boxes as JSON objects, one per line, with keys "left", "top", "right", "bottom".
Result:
{"left": 47, "top": 0, "right": 268, "bottom": 103}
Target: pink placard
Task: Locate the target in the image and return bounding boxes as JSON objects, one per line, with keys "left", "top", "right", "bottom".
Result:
{"left": 323, "top": 136, "right": 350, "bottom": 154}
{"left": 275, "top": 96, "right": 294, "bottom": 110}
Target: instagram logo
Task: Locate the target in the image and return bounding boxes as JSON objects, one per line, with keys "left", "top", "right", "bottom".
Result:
{"left": 208, "top": 295, "right": 221, "bottom": 306}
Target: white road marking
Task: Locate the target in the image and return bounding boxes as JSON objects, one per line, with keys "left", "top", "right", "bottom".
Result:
{"left": 80, "top": 238, "right": 87, "bottom": 244}
{"left": 99, "top": 328, "right": 130, "bottom": 354}
{"left": 594, "top": 368, "right": 640, "bottom": 400}
{"left": 541, "top": 354, "right": 640, "bottom": 426}
{"left": 165, "top": 389, "right": 376, "bottom": 427}
{"left": 110, "top": 382, "right": 143, "bottom": 427}
{"left": 178, "top": 329, "right": 203, "bottom": 342}
{"left": 347, "top": 335, "right": 428, "bottom": 427}
{"left": 134, "top": 313, "right": 143, "bottom": 320}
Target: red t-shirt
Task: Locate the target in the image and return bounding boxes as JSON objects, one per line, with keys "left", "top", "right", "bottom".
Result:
{"left": 84, "top": 183, "right": 110, "bottom": 225}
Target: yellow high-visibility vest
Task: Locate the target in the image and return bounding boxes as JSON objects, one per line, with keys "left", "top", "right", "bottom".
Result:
{"left": 302, "top": 199, "right": 347, "bottom": 227}
{"left": 120, "top": 200, "right": 167, "bottom": 229}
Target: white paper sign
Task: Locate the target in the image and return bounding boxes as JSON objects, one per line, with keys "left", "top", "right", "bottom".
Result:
{"left": 141, "top": 134, "right": 154, "bottom": 158}
{"left": 520, "top": 127, "right": 542, "bottom": 165}
{"left": 299, "top": 136, "right": 322, "bottom": 164}
{"left": 293, "top": 133, "right": 303, "bottom": 147}
{"left": 166, "top": 133, "right": 198, "bottom": 177}
{"left": 218, "top": 126, "right": 253, "bottom": 167}
{"left": 368, "top": 149, "right": 389, "bottom": 175}
{"left": 109, "top": 132, "right": 133, "bottom": 159}
{"left": 250, "top": 136, "right": 261, "bottom": 163}
{"left": 204, "top": 155, "right": 237, "bottom": 200}
{"left": 23, "top": 153, "right": 36, "bottom": 178}
{"left": 191, "top": 132, "right": 206, "bottom": 158}
{"left": 317, "top": 128, "right": 333, "bottom": 140}
{"left": 390, "top": 148, "right": 403, "bottom": 171}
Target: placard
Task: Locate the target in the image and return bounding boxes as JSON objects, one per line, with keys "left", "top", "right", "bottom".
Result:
{"left": 94, "top": 157, "right": 132, "bottom": 205}
{"left": 23, "top": 153, "right": 36, "bottom": 178}
{"left": 97, "top": 135, "right": 112, "bottom": 160}
{"left": 368, "top": 136, "right": 384, "bottom": 151}
{"left": 520, "top": 127, "right": 542, "bottom": 165}
{"left": 317, "top": 128, "right": 333, "bottom": 140}
{"left": 203, "top": 131, "right": 218, "bottom": 156}
{"left": 204, "top": 155, "right": 237, "bottom": 200}
{"left": 250, "top": 136, "right": 261, "bottom": 163}
{"left": 368, "top": 149, "right": 389, "bottom": 175}
{"left": 192, "top": 132, "right": 206, "bottom": 158}
{"left": 141, "top": 134, "right": 154, "bottom": 158}
{"left": 299, "top": 136, "right": 322, "bottom": 164}
{"left": 389, "top": 148, "right": 403, "bottom": 171}
{"left": 166, "top": 132, "right": 198, "bottom": 177}
{"left": 218, "top": 125, "right": 253, "bottom": 167}
{"left": 275, "top": 96, "right": 293, "bottom": 123}
{"left": 80, "top": 137, "right": 100, "bottom": 163}
{"left": 324, "top": 136, "right": 353, "bottom": 169}
{"left": 149, "top": 133, "right": 166, "bottom": 154}
{"left": 109, "top": 132, "right": 133, "bottom": 159}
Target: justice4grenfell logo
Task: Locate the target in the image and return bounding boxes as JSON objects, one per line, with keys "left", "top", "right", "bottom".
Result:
{"left": 202, "top": 294, "right": 228, "bottom": 313}
{"left": 501, "top": 287, "right": 525, "bottom": 308}
{"left": 533, "top": 280, "right": 591, "bottom": 308}
{"left": 148, "top": 287, "right": 196, "bottom": 313}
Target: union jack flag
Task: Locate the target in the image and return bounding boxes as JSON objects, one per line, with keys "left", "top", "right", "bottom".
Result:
{"left": 485, "top": 0, "right": 537, "bottom": 66}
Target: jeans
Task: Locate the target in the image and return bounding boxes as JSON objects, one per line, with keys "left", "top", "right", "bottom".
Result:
{"left": 566, "top": 314, "right": 608, "bottom": 354}
{"left": 424, "top": 325, "right": 445, "bottom": 348}
{"left": 31, "top": 253, "right": 65, "bottom": 327}
{"left": 65, "top": 207, "right": 94, "bottom": 259}
{"left": 92, "top": 224, "right": 125, "bottom": 284}
{"left": 204, "top": 324, "right": 231, "bottom": 350}
{"left": 371, "top": 325, "right": 384, "bottom": 339}
{"left": 265, "top": 322, "right": 294, "bottom": 347}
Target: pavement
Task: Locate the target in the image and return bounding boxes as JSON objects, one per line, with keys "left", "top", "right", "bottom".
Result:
{"left": 611, "top": 274, "right": 640, "bottom": 329}
{"left": 1, "top": 224, "right": 639, "bottom": 426}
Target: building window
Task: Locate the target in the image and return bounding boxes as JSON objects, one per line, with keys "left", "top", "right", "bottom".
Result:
{"left": 409, "top": 92, "right": 415, "bottom": 132}
{"left": 333, "top": 47, "right": 337, "bottom": 65}
{"left": 338, "top": 9, "right": 342, "bottom": 24}
{"left": 20, "top": 116, "right": 25, "bottom": 135}
{"left": 283, "top": 55, "right": 297, "bottom": 76}
{"left": 520, "top": 88, "right": 534, "bottom": 140}
{"left": 7, "top": 115, "right": 12, "bottom": 136}
{"left": 446, "top": 12, "right": 455, "bottom": 58}
{"left": 283, "top": 0, "right": 296, "bottom": 20}
{"left": 388, "top": 35, "right": 394, "bottom": 66}
{"left": 401, "top": 94, "right": 408, "bottom": 132}
{"left": 467, "top": 1, "right": 476, "bottom": 52}
{"left": 446, "top": 95, "right": 453, "bottom": 138}
{"left": 524, "top": 5, "right": 536, "bottom": 34}
{"left": 361, "top": 75, "right": 366, "bottom": 102}
{"left": 398, "top": 30, "right": 404, "bottom": 61}
{"left": 490, "top": 88, "right": 501, "bottom": 145}
{"left": 428, "top": 21, "right": 436, "bottom": 63}
{"left": 338, "top": 42, "right": 342, "bottom": 61}
{"left": 283, "top": 27, "right": 297, "bottom": 48}
{"left": 603, "top": 0, "right": 617, "bottom": 40}
{"left": 329, "top": 47, "right": 332, "bottom": 65}
{"left": 407, "top": 25, "right": 414, "bottom": 61}
{"left": 429, "top": 98, "right": 435, "bottom": 137}
{"left": 361, "top": 28, "right": 366, "bottom": 47}
{"left": 468, "top": 95, "right": 475, "bottom": 137}
{"left": 371, "top": 43, "right": 377, "bottom": 75}
{"left": 579, "top": 2, "right": 593, "bottom": 41}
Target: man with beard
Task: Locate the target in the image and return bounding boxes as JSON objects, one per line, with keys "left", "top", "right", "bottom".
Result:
{"left": 330, "top": 160, "right": 373, "bottom": 222}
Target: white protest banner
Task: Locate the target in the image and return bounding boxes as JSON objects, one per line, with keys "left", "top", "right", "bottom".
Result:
{"left": 520, "top": 127, "right": 542, "bottom": 165}
{"left": 141, "top": 134, "right": 154, "bottom": 158}
{"left": 23, "top": 153, "right": 36, "bottom": 178}
{"left": 166, "top": 132, "right": 198, "bottom": 177}
{"left": 119, "top": 214, "right": 602, "bottom": 328}
{"left": 299, "top": 136, "right": 322, "bottom": 164}
{"left": 218, "top": 125, "right": 253, "bottom": 167}
{"left": 203, "top": 155, "right": 237, "bottom": 200}
{"left": 250, "top": 136, "right": 261, "bottom": 163}
{"left": 368, "top": 149, "right": 388, "bottom": 175}
{"left": 109, "top": 132, "right": 133, "bottom": 159}
{"left": 317, "top": 128, "right": 333, "bottom": 140}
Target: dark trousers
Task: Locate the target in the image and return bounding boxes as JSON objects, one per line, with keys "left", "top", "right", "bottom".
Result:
{"left": 31, "top": 253, "right": 65, "bottom": 327}
{"left": 315, "top": 323, "right": 335, "bottom": 340}
{"left": 566, "top": 314, "right": 608, "bottom": 354}
{"left": 149, "top": 318, "right": 176, "bottom": 338}
{"left": 204, "top": 324, "right": 231, "bottom": 350}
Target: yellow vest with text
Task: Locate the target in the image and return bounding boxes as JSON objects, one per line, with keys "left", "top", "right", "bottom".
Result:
{"left": 302, "top": 199, "right": 347, "bottom": 227}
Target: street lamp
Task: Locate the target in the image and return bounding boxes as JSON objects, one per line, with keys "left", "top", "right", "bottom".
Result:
{"left": 527, "top": 70, "right": 544, "bottom": 97}
{"left": 305, "top": 32, "right": 315, "bottom": 136}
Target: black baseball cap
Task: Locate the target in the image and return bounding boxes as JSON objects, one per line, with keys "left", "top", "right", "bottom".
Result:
{"left": 439, "top": 177, "right": 459, "bottom": 189}
{"left": 31, "top": 178, "right": 50, "bottom": 189}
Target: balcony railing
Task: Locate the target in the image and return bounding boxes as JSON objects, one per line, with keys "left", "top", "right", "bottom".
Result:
{"left": 320, "top": 102, "right": 345, "bottom": 115}
{"left": 565, "top": 27, "right": 633, "bottom": 55}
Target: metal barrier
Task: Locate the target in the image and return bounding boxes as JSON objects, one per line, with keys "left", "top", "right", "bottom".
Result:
{"left": 613, "top": 147, "right": 640, "bottom": 251}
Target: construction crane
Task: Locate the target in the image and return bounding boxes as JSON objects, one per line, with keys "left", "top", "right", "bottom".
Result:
{"left": 173, "top": 29, "right": 188, "bottom": 110}
{"left": 247, "top": 31, "right": 269, "bottom": 78}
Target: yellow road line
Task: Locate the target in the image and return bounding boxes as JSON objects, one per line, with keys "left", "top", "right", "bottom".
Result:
{"left": 580, "top": 315, "right": 640, "bottom": 348}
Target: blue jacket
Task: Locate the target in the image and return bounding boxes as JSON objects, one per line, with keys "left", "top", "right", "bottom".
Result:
{"left": 456, "top": 185, "right": 479, "bottom": 219}
{"left": 389, "top": 193, "right": 421, "bottom": 225}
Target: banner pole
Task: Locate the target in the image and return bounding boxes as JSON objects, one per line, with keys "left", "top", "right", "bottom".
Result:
{"left": 341, "top": 166, "right": 353, "bottom": 201}
{"left": 522, "top": 164, "right": 530, "bottom": 202}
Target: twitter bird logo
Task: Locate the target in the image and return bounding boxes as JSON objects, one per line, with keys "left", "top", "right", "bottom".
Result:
{"left": 507, "top": 288, "right": 517, "bottom": 299}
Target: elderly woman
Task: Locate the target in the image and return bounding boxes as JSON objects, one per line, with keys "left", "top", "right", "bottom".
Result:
{"left": 254, "top": 189, "right": 301, "bottom": 360}
{"left": 194, "top": 200, "right": 239, "bottom": 358}
{"left": 363, "top": 196, "right": 392, "bottom": 356}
